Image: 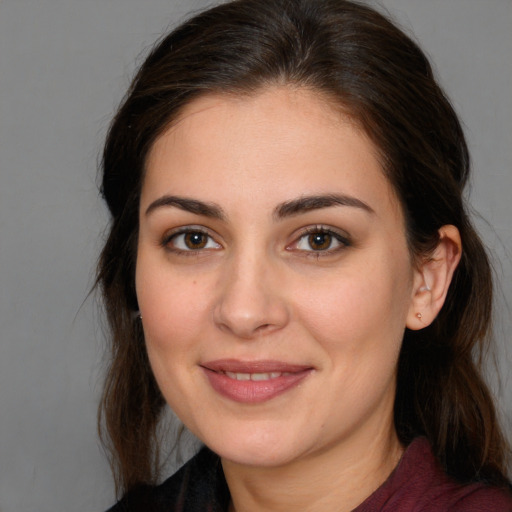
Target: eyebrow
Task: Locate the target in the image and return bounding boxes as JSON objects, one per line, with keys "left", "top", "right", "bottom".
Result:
{"left": 145, "top": 195, "right": 226, "bottom": 220}
{"left": 274, "top": 194, "right": 374, "bottom": 219}
{"left": 145, "top": 193, "right": 374, "bottom": 220}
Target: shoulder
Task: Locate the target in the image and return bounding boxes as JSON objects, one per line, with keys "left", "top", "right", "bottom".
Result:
{"left": 445, "top": 485, "right": 512, "bottom": 511}
{"left": 355, "top": 438, "right": 512, "bottom": 512}
{"left": 106, "top": 446, "right": 228, "bottom": 512}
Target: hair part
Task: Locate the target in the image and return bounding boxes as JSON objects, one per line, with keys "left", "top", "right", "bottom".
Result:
{"left": 97, "top": 0, "right": 511, "bottom": 494}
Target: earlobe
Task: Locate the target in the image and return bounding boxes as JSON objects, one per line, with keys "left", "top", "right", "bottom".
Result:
{"left": 406, "top": 225, "right": 462, "bottom": 331}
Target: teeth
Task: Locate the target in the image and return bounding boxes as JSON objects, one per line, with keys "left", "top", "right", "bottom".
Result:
{"left": 251, "top": 373, "right": 271, "bottom": 381}
{"left": 224, "top": 371, "right": 290, "bottom": 381}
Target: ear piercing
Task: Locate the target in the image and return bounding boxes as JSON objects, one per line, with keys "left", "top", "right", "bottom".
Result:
{"left": 419, "top": 285, "right": 431, "bottom": 292}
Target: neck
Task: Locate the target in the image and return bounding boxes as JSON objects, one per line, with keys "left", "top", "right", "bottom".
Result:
{"left": 222, "top": 426, "right": 403, "bottom": 512}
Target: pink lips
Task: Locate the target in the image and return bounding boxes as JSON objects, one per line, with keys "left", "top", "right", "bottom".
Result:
{"left": 201, "top": 359, "right": 313, "bottom": 404}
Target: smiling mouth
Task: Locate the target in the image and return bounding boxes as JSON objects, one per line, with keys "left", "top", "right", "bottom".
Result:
{"left": 201, "top": 360, "right": 313, "bottom": 403}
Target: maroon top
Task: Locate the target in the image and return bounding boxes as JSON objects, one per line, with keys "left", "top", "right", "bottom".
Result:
{"left": 108, "top": 437, "right": 512, "bottom": 511}
{"left": 354, "top": 438, "right": 512, "bottom": 511}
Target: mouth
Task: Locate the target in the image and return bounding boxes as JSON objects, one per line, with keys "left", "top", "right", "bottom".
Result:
{"left": 200, "top": 359, "right": 313, "bottom": 404}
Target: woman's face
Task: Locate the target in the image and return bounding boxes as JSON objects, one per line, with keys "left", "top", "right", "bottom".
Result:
{"left": 136, "top": 87, "right": 419, "bottom": 468}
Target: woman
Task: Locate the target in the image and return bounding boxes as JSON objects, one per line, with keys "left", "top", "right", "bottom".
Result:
{"left": 98, "top": 0, "right": 512, "bottom": 510}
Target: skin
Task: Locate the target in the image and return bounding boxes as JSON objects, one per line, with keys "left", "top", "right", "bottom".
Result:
{"left": 136, "top": 87, "right": 460, "bottom": 511}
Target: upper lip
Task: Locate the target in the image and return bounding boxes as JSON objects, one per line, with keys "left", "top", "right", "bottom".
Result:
{"left": 201, "top": 359, "right": 313, "bottom": 373}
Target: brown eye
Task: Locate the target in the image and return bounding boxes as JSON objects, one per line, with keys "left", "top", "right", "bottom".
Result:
{"left": 165, "top": 229, "right": 221, "bottom": 252}
{"left": 184, "top": 232, "right": 208, "bottom": 249}
{"left": 292, "top": 227, "right": 350, "bottom": 254}
{"left": 307, "top": 232, "right": 332, "bottom": 251}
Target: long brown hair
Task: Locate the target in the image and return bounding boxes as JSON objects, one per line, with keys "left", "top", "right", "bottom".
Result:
{"left": 97, "top": 0, "right": 511, "bottom": 495}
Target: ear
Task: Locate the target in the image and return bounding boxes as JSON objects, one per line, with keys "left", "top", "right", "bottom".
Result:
{"left": 406, "top": 225, "right": 462, "bottom": 330}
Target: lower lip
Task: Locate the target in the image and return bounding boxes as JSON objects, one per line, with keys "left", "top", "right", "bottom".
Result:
{"left": 202, "top": 368, "right": 311, "bottom": 404}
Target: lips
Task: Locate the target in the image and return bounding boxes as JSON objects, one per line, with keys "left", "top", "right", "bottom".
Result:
{"left": 201, "top": 359, "right": 313, "bottom": 403}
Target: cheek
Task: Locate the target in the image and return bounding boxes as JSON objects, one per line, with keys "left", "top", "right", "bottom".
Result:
{"left": 294, "top": 254, "right": 412, "bottom": 357}
{"left": 135, "top": 254, "right": 212, "bottom": 355}
{"left": 135, "top": 258, "right": 214, "bottom": 412}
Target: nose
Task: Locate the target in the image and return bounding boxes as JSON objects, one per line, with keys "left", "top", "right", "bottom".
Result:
{"left": 213, "top": 252, "right": 290, "bottom": 339}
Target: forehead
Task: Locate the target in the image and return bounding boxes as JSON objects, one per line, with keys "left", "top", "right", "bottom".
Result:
{"left": 147, "top": 86, "right": 370, "bottom": 167}
{"left": 143, "top": 86, "right": 401, "bottom": 221}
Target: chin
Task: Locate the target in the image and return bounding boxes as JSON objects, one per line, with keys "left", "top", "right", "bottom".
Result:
{"left": 200, "top": 423, "right": 308, "bottom": 468}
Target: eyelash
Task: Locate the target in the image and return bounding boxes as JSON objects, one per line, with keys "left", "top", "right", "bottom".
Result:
{"left": 161, "top": 225, "right": 351, "bottom": 257}
{"left": 290, "top": 226, "right": 351, "bottom": 257}
{"left": 161, "top": 227, "right": 221, "bottom": 256}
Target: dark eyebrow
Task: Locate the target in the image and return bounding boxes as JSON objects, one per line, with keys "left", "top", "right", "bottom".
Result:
{"left": 274, "top": 194, "right": 374, "bottom": 219}
{"left": 145, "top": 195, "right": 226, "bottom": 220}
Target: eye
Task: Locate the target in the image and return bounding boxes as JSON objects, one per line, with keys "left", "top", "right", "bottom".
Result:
{"left": 300, "top": 232, "right": 334, "bottom": 251}
{"left": 163, "top": 229, "right": 221, "bottom": 252}
{"left": 292, "top": 227, "right": 350, "bottom": 254}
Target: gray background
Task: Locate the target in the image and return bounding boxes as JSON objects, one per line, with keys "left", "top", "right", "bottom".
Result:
{"left": 0, "top": 1, "right": 510, "bottom": 511}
